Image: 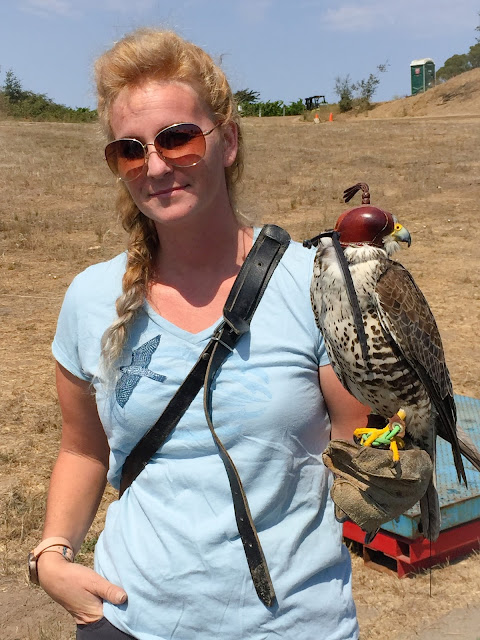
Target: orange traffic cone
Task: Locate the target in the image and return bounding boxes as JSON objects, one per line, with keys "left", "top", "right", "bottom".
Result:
{"left": 329, "top": 112, "right": 334, "bottom": 122}
{"left": 314, "top": 113, "right": 320, "bottom": 124}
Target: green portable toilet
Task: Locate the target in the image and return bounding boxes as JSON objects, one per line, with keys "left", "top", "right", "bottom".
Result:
{"left": 410, "top": 58, "right": 435, "bottom": 95}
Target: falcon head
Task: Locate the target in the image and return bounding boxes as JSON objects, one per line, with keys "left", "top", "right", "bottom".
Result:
{"left": 334, "top": 205, "right": 411, "bottom": 257}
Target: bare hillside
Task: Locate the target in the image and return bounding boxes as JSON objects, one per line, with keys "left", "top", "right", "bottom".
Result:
{"left": 361, "top": 67, "right": 480, "bottom": 118}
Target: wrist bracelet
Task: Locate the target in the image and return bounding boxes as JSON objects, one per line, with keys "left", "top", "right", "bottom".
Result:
{"left": 28, "top": 537, "right": 75, "bottom": 586}
{"left": 39, "top": 546, "right": 75, "bottom": 562}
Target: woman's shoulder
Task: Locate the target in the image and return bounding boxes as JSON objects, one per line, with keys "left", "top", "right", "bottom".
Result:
{"left": 278, "top": 230, "right": 316, "bottom": 280}
{"left": 75, "top": 251, "right": 127, "bottom": 279}
{"left": 66, "top": 252, "right": 127, "bottom": 305}
{"left": 250, "top": 224, "right": 315, "bottom": 302}
{"left": 286, "top": 235, "right": 316, "bottom": 263}
{"left": 71, "top": 252, "right": 127, "bottom": 288}
{"left": 254, "top": 225, "right": 315, "bottom": 267}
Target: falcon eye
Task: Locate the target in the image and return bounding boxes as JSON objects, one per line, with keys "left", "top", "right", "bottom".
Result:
{"left": 394, "top": 223, "right": 402, "bottom": 231}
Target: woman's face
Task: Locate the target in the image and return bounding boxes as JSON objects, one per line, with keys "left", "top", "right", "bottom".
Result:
{"left": 109, "top": 81, "right": 238, "bottom": 229}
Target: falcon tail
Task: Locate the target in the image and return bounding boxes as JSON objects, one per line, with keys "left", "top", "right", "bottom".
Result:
{"left": 456, "top": 425, "right": 480, "bottom": 473}
{"left": 420, "top": 480, "right": 441, "bottom": 542}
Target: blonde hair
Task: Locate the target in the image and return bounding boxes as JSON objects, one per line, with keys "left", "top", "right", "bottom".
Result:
{"left": 95, "top": 28, "right": 249, "bottom": 371}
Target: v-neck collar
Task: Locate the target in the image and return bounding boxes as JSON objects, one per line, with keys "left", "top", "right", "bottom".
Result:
{"left": 143, "top": 227, "right": 261, "bottom": 344}
{"left": 143, "top": 301, "right": 221, "bottom": 344}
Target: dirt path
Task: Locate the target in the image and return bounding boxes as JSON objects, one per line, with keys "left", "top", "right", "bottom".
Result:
{"left": 1, "top": 578, "right": 74, "bottom": 640}
{"left": 410, "top": 605, "right": 480, "bottom": 640}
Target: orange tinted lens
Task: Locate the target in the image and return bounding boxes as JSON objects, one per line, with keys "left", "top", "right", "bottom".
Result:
{"left": 155, "top": 124, "right": 205, "bottom": 166}
{"left": 105, "top": 139, "right": 145, "bottom": 180}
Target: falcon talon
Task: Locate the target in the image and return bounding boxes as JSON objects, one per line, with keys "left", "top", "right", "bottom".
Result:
{"left": 389, "top": 438, "right": 402, "bottom": 463}
{"left": 353, "top": 425, "right": 405, "bottom": 456}
{"left": 354, "top": 426, "right": 389, "bottom": 448}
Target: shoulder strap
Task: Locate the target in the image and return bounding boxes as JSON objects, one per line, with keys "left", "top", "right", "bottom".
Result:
{"left": 201, "top": 225, "right": 290, "bottom": 607}
{"left": 118, "top": 225, "right": 289, "bottom": 607}
{"left": 119, "top": 224, "right": 290, "bottom": 497}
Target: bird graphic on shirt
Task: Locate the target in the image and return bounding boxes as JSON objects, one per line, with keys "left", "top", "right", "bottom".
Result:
{"left": 307, "top": 182, "right": 480, "bottom": 541}
{"left": 116, "top": 335, "right": 166, "bottom": 408}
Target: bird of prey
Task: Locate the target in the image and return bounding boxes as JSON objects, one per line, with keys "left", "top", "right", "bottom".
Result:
{"left": 115, "top": 335, "right": 166, "bottom": 408}
{"left": 308, "top": 183, "right": 480, "bottom": 541}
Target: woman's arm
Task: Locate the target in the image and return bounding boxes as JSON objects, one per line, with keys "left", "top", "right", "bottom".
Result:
{"left": 42, "top": 363, "right": 109, "bottom": 548}
{"left": 37, "top": 363, "right": 127, "bottom": 624}
{"left": 318, "top": 364, "right": 370, "bottom": 440}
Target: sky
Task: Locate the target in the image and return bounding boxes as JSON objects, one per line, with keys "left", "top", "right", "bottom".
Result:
{"left": 0, "top": 0, "right": 478, "bottom": 110}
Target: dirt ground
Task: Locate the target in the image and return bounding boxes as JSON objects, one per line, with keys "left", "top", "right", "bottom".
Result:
{"left": 1, "top": 69, "right": 479, "bottom": 639}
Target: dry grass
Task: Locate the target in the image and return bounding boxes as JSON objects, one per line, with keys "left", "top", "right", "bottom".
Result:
{"left": 0, "top": 110, "right": 479, "bottom": 639}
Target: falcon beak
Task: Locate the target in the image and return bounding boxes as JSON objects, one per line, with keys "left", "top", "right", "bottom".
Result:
{"left": 391, "top": 224, "right": 412, "bottom": 247}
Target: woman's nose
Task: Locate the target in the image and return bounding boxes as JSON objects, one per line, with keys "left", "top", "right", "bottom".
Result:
{"left": 145, "top": 144, "right": 173, "bottom": 177}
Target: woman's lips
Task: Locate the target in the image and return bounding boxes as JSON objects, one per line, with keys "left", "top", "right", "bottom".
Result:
{"left": 149, "top": 185, "right": 187, "bottom": 198}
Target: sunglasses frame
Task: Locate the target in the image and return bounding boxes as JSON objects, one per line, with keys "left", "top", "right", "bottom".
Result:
{"left": 105, "top": 121, "right": 221, "bottom": 182}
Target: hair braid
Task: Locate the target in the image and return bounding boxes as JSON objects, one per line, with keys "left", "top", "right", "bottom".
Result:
{"left": 100, "top": 185, "right": 158, "bottom": 374}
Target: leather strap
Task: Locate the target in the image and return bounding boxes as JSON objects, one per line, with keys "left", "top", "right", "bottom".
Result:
{"left": 118, "top": 225, "right": 289, "bottom": 604}
{"left": 202, "top": 225, "right": 290, "bottom": 607}
{"left": 118, "top": 226, "right": 289, "bottom": 606}
{"left": 119, "top": 225, "right": 289, "bottom": 498}
{"left": 119, "top": 334, "right": 221, "bottom": 496}
{"left": 203, "top": 338, "right": 276, "bottom": 606}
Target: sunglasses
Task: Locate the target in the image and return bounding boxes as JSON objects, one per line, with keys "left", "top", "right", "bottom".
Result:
{"left": 105, "top": 122, "right": 220, "bottom": 182}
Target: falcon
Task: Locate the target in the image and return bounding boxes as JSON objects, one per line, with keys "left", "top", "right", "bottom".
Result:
{"left": 308, "top": 183, "right": 480, "bottom": 541}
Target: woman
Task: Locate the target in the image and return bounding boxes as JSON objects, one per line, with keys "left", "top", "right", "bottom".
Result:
{"left": 33, "top": 28, "right": 369, "bottom": 640}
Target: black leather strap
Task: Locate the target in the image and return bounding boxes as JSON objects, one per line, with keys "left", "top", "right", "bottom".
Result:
{"left": 203, "top": 337, "right": 276, "bottom": 606}
{"left": 118, "top": 227, "right": 289, "bottom": 602}
{"left": 118, "top": 225, "right": 289, "bottom": 606}
{"left": 119, "top": 332, "right": 219, "bottom": 496}
{"left": 119, "top": 225, "right": 289, "bottom": 497}
{"left": 201, "top": 225, "right": 290, "bottom": 606}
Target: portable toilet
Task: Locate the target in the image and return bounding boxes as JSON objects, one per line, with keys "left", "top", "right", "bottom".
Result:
{"left": 410, "top": 59, "right": 435, "bottom": 95}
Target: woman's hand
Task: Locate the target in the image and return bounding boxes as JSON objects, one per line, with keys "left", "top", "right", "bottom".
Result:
{"left": 37, "top": 552, "right": 127, "bottom": 624}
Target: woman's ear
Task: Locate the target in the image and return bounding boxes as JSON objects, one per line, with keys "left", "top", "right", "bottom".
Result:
{"left": 222, "top": 121, "right": 238, "bottom": 168}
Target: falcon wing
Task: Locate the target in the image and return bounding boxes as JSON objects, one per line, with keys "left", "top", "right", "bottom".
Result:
{"left": 374, "top": 260, "right": 466, "bottom": 483}
{"left": 116, "top": 373, "right": 141, "bottom": 409}
{"left": 131, "top": 335, "right": 161, "bottom": 366}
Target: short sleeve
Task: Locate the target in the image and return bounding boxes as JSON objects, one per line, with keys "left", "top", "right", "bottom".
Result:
{"left": 317, "top": 334, "right": 330, "bottom": 367}
{"left": 52, "top": 276, "right": 92, "bottom": 381}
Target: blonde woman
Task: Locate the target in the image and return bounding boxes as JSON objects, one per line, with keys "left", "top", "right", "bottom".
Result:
{"left": 32, "top": 28, "right": 369, "bottom": 640}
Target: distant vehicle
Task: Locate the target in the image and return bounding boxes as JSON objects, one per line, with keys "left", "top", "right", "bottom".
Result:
{"left": 305, "top": 95, "right": 327, "bottom": 110}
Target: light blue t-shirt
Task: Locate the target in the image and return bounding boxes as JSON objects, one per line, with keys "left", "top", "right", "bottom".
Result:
{"left": 52, "top": 230, "right": 358, "bottom": 640}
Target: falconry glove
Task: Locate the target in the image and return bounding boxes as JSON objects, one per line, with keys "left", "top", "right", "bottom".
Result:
{"left": 322, "top": 439, "right": 433, "bottom": 536}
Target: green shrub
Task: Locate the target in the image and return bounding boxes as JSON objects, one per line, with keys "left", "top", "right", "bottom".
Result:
{"left": 334, "top": 76, "right": 354, "bottom": 113}
{"left": 239, "top": 98, "right": 304, "bottom": 117}
{"left": 1, "top": 70, "right": 97, "bottom": 122}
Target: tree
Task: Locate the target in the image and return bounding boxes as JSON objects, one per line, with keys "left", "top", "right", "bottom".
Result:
{"left": 436, "top": 54, "right": 471, "bottom": 81}
{"left": 334, "top": 63, "right": 387, "bottom": 112}
{"left": 236, "top": 97, "right": 304, "bottom": 118}
{"left": 234, "top": 89, "right": 260, "bottom": 105}
{"left": 353, "top": 73, "right": 381, "bottom": 104}
{"left": 334, "top": 75, "right": 354, "bottom": 112}
{"left": 3, "top": 69, "right": 24, "bottom": 103}
{"left": 284, "top": 98, "right": 305, "bottom": 116}
{"left": 468, "top": 42, "right": 480, "bottom": 69}
{"left": 353, "top": 63, "right": 388, "bottom": 108}
{"left": 436, "top": 15, "right": 480, "bottom": 82}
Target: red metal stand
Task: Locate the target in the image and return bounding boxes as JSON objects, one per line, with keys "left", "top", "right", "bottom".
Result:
{"left": 343, "top": 519, "right": 480, "bottom": 577}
